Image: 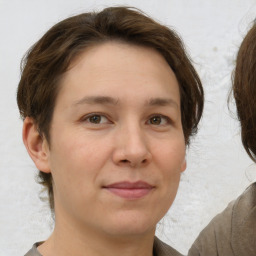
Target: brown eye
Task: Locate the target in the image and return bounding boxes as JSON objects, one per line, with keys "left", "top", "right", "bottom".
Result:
{"left": 149, "top": 116, "right": 162, "bottom": 125}
{"left": 147, "top": 115, "right": 171, "bottom": 126}
{"left": 89, "top": 115, "right": 102, "bottom": 124}
{"left": 83, "top": 114, "right": 110, "bottom": 125}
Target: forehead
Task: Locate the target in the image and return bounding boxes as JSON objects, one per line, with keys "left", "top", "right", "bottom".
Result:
{"left": 69, "top": 41, "right": 174, "bottom": 76}
{"left": 55, "top": 41, "right": 180, "bottom": 109}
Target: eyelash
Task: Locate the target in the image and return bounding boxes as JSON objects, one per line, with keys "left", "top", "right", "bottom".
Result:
{"left": 81, "top": 113, "right": 172, "bottom": 126}
{"left": 81, "top": 113, "right": 112, "bottom": 124}
{"left": 146, "top": 114, "right": 172, "bottom": 126}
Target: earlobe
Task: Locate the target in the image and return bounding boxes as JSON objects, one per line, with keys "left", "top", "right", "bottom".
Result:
{"left": 23, "top": 117, "right": 51, "bottom": 173}
{"left": 181, "top": 159, "right": 187, "bottom": 173}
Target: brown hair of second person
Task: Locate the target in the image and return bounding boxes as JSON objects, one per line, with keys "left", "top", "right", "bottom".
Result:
{"left": 17, "top": 6, "right": 204, "bottom": 211}
{"left": 232, "top": 22, "right": 256, "bottom": 161}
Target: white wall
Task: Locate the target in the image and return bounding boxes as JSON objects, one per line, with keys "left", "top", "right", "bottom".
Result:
{"left": 1, "top": 0, "right": 256, "bottom": 255}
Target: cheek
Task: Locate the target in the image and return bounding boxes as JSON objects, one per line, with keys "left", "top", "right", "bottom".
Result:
{"left": 154, "top": 139, "right": 186, "bottom": 171}
{"left": 49, "top": 130, "right": 113, "bottom": 179}
{"left": 153, "top": 138, "right": 185, "bottom": 198}
{"left": 49, "top": 138, "right": 103, "bottom": 205}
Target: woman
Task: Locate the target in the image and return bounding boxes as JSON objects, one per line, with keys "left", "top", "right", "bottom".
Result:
{"left": 188, "top": 22, "right": 256, "bottom": 256}
{"left": 17, "top": 7, "right": 204, "bottom": 256}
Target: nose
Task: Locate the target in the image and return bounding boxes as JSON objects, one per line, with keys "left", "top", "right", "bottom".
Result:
{"left": 112, "top": 125, "right": 152, "bottom": 168}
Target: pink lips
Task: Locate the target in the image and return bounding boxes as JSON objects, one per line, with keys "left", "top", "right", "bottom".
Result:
{"left": 103, "top": 181, "right": 154, "bottom": 200}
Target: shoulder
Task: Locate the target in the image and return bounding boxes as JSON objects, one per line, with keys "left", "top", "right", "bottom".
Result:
{"left": 231, "top": 183, "right": 256, "bottom": 254}
{"left": 154, "top": 236, "right": 183, "bottom": 256}
{"left": 188, "top": 198, "right": 234, "bottom": 256}
{"left": 188, "top": 183, "right": 256, "bottom": 256}
{"left": 24, "top": 242, "right": 43, "bottom": 256}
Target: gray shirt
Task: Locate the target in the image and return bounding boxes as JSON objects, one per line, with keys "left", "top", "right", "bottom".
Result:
{"left": 188, "top": 183, "right": 256, "bottom": 256}
{"left": 25, "top": 242, "right": 42, "bottom": 256}
{"left": 24, "top": 236, "right": 183, "bottom": 256}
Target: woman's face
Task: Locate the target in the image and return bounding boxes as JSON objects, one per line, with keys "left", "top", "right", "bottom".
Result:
{"left": 43, "top": 42, "right": 186, "bottom": 238}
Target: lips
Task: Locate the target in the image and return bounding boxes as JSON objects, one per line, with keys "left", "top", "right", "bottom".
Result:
{"left": 103, "top": 181, "right": 154, "bottom": 200}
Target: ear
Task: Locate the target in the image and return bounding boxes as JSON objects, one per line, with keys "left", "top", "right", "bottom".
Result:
{"left": 181, "top": 159, "right": 187, "bottom": 173}
{"left": 22, "top": 117, "right": 51, "bottom": 173}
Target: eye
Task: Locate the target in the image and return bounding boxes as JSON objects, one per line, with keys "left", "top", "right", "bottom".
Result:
{"left": 89, "top": 115, "right": 103, "bottom": 124}
{"left": 147, "top": 115, "right": 171, "bottom": 125}
{"left": 83, "top": 114, "right": 110, "bottom": 124}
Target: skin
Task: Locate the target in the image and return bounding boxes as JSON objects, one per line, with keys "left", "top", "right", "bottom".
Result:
{"left": 23, "top": 42, "right": 186, "bottom": 256}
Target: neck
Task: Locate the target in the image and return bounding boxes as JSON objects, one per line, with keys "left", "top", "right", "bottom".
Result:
{"left": 38, "top": 215, "right": 155, "bottom": 256}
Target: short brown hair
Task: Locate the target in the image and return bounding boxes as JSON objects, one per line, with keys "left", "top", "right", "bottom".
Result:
{"left": 232, "top": 22, "right": 256, "bottom": 161}
{"left": 17, "top": 7, "right": 204, "bottom": 210}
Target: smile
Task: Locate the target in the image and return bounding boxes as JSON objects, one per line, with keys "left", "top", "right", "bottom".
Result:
{"left": 103, "top": 181, "right": 155, "bottom": 200}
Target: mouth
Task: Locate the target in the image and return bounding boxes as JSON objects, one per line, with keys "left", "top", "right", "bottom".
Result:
{"left": 102, "top": 181, "right": 155, "bottom": 200}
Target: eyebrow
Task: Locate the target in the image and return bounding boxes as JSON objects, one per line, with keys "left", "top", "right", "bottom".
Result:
{"left": 73, "top": 96, "right": 119, "bottom": 106}
{"left": 147, "top": 97, "right": 179, "bottom": 108}
{"left": 73, "top": 96, "right": 178, "bottom": 108}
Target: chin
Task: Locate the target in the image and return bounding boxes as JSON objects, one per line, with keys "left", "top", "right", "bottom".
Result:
{"left": 102, "top": 211, "right": 158, "bottom": 237}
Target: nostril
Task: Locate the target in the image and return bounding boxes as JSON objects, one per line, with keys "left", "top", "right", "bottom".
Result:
{"left": 120, "top": 159, "right": 147, "bottom": 165}
{"left": 142, "top": 159, "right": 147, "bottom": 164}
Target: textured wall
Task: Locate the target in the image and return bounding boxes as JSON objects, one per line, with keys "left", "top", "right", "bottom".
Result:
{"left": 1, "top": 0, "right": 256, "bottom": 255}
